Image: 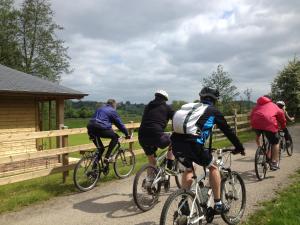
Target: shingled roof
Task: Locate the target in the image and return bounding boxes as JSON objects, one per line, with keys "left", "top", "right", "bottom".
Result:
{"left": 0, "top": 64, "right": 87, "bottom": 99}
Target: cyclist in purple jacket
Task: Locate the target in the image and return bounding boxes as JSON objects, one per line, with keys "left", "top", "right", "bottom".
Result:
{"left": 87, "top": 99, "right": 131, "bottom": 163}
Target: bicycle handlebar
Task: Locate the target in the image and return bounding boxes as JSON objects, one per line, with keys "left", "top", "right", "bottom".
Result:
{"left": 211, "top": 147, "right": 245, "bottom": 155}
{"left": 118, "top": 133, "right": 133, "bottom": 141}
{"left": 211, "top": 148, "right": 235, "bottom": 153}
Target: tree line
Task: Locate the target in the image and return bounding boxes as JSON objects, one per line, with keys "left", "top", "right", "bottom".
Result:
{"left": 64, "top": 64, "right": 256, "bottom": 120}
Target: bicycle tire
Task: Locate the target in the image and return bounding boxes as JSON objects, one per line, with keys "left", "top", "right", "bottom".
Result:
{"left": 221, "top": 171, "right": 246, "bottom": 225}
{"left": 254, "top": 147, "right": 267, "bottom": 180}
{"left": 286, "top": 138, "right": 293, "bottom": 156}
{"left": 73, "top": 155, "right": 100, "bottom": 192}
{"left": 133, "top": 164, "right": 161, "bottom": 211}
{"left": 113, "top": 148, "right": 135, "bottom": 178}
{"left": 160, "top": 189, "right": 203, "bottom": 225}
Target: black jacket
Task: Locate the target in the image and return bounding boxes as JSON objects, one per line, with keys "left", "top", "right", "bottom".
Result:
{"left": 172, "top": 102, "right": 244, "bottom": 151}
{"left": 139, "top": 98, "right": 174, "bottom": 137}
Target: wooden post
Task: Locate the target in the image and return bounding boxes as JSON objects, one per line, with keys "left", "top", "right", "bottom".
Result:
{"left": 35, "top": 99, "right": 42, "bottom": 150}
{"left": 129, "top": 121, "right": 134, "bottom": 152}
{"left": 234, "top": 109, "right": 238, "bottom": 135}
{"left": 62, "top": 126, "right": 69, "bottom": 183}
{"left": 48, "top": 101, "right": 52, "bottom": 149}
{"left": 56, "top": 98, "right": 68, "bottom": 183}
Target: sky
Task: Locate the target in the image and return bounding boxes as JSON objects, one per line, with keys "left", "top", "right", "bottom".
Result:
{"left": 40, "top": 0, "right": 300, "bottom": 103}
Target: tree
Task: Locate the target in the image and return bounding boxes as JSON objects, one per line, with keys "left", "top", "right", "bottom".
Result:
{"left": 0, "top": 0, "right": 22, "bottom": 69}
{"left": 202, "top": 65, "right": 239, "bottom": 103}
{"left": 202, "top": 64, "right": 239, "bottom": 114}
{"left": 17, "top": 0, "right": 71, "bottom": 82}
{"left": 243, "top": 88, "right": 252, "bottom": 111}
{"left": 171, "top": 100, "right": 187, "bottom": 111}
{"left": 271, "top": 57, "right": 300, "bottom": 115}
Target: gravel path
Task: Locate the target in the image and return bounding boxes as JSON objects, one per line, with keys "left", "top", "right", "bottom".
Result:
{"left": 0, "top": 125, "right": 299, "bottom": 225}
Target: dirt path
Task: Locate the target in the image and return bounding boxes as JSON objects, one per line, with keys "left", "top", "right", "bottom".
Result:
{"left": 0, "top": 125, "right": 299, "bottom": 225}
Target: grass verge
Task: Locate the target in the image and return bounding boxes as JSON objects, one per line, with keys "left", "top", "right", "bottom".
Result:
{"left": 242, "top": 170, "right": 300, "bottom": 225}
{"left": 0, "top": 131, "right": 255, "bottom": 214}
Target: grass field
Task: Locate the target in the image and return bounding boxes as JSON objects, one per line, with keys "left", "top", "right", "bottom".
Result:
{"left": 242, "top": 170, "right": 300, "bottom": 225}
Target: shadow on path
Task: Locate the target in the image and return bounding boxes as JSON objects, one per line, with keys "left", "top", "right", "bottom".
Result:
{"left": 73, "top": 193, "right": 142, "bottom": 218}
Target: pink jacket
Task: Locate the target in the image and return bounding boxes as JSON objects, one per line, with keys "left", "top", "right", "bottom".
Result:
{"left": 250, "top": 96, "right": 286, "bottom": 132}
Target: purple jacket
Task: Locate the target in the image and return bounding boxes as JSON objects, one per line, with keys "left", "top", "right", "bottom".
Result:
{"left": 89, "top": 105, "right": 128, "bottom": 136}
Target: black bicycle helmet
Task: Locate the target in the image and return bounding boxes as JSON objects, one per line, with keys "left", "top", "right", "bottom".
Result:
{"left": 199, "top": 87, "right": 220, "bottom": 100}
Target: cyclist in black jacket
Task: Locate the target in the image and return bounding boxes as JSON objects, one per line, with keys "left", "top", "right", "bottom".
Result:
{"left": 138, "top": 90, "right": 175, "bottom": 169}
{"left": 171, "top": 87, "right": 245, "bottom": 214}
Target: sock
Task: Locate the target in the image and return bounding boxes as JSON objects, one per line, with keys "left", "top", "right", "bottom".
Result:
{"left": 167, "top": 159, "right": 174, "bottom": 169}
{"left": 214, "top": 199, "right": 221, "bottom": 204}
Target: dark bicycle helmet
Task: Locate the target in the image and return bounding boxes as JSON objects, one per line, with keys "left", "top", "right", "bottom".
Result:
{"left": 199, "top": 87, "right": 220, "bottom": 100}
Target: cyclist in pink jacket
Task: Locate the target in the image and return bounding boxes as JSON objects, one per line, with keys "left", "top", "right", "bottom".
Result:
{"left": 250, "top": 95, "right": 286, "bottom": 170}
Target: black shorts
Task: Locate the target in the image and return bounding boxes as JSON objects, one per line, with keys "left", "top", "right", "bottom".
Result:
{"left": 254, "top": 129, "right": 280, "bottom": 145}
{"left": 138, "top": 133, "right": 170, "bottom": 156}
{"left": 171, "top": 138, "right": 213, "bottom": 169}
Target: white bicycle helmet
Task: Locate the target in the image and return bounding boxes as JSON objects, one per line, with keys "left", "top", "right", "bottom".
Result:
{"left": 155, "top": 90, "right": 169, "bottom": 100}
{"left": 276, "top": 101, "right": 285, "bottom": 107}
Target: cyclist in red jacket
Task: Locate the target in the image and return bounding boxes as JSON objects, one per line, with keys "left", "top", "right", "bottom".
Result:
{"left": 250, "top": 95, "right": 286, "bottom": 170}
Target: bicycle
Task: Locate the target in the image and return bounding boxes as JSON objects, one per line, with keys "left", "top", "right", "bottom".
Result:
{"left": 279, "top": 130, "right": 293, "bottom": 157}
{"left": 254, "top": 132, "right": 281, "bottom": 180}
{"left": 133, "top": 149, "right": 184, "bottom": 211}
{"left": 73, "top": 135, "right": 136, "bottom": 192}
{"left": 160, "top": 148, "right": 246, "bottom": 225}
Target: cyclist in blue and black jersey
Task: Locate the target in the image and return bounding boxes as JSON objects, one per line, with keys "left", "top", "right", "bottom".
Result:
{"left": 171, "top": 87, "right": 245, "bottom": 214}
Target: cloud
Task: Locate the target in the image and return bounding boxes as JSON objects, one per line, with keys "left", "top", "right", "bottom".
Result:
{"left": 49, "top": 0, "right": 300, "bottom": 103}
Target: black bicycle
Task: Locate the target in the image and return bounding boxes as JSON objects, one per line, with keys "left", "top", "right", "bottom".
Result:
{"left": 160, "top": 148, "right": 246, "bottom": 225}
{"left": 133, "top": 149, "right": 183, "bottom": 211}
{"left": 73, "top": 135, "right": 136, "bottom": 192}
{"left": 254, "top": 132, "right": 281, "bottom": 180}
{"left": 279, "top": 130, "right": 293, "bottom": 157}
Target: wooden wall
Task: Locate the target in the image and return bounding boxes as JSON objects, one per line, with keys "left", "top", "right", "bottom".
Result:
{"left": 0, "top": 96, "right": 37, "bottom": 157}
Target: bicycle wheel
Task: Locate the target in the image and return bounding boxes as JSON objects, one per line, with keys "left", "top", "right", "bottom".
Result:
{"left": 174, "top": 160, "right": 184, "bottom": 188}
{"left": 286, "top": 138, "right": 293, "bottom": 156}
{"left": 133, "top": 164, "right": 161, "bottom": 211}
{"left": 254, "top": 147, "right": 267, "bottom": 180}
{"left": 221, "top": 171, "right": 246, "bottom": 225}
{"left": 73, "top": 155, "right": 100, "bottom": 192}
{"left": 113, "top": 148, "right": 135, "bottom": 178}
{"left": 160, "top": 189, "right": 203, "bottom": 225}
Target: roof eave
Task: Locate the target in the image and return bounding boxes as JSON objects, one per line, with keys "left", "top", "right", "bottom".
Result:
{"left": 0, "top": 90, "right": 88, "bottom": 100}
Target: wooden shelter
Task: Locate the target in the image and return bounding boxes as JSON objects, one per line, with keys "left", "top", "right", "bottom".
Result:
{"left": 0, "top": 64, "right": 87, "bottom": 174}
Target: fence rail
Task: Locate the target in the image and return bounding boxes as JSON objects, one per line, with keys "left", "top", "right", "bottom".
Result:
{"left": 0, "top": 111, "right": 250, "bottom": 185}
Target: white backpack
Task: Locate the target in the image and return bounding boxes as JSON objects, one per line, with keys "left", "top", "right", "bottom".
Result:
{"left": 172, "top": 103, "right": 208, "bottom": 135}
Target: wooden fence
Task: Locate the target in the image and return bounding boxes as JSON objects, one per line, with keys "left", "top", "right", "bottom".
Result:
{"left": 0, "top": 111, "right": 250, "bottom": 186}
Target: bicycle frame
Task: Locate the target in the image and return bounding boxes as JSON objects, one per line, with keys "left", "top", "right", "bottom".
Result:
{"left": 150, "top": 150, "right": 168, "bottom": 187}
{"left": 185, "top": 148, "right": 239, "bottom": 224}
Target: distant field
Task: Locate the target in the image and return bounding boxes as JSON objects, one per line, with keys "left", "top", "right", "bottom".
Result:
{"left": 64, "top": 118, "right": 89, "bottom": 128}
{"left": 64, "top": 116, "right": 142, "bottom": 129}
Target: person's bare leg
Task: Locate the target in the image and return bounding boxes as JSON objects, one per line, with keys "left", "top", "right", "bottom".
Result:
{"left": 181, "top": 169, "right": 193, "bottom": 190}
{"left": 147, "top": 154, "right": 156, "bottom": 167}
{"left": 256, "top": 134, "right": 261, "bottom": 147}
{"left": 271, "top": 143, "right": 280, "bottom": 163}
{"left": 166, "top": 147, "right": 175, "bottom": 170}
{"left": 166, "top": 146, "right": 175, "bottom": 160}
{"left": 209, "top": 165, "right": 221, "bottom": 200}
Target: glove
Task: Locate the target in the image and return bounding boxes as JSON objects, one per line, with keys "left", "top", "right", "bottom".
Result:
{"left": 125, "top": 135, "right": 131, "bottom": 139}
{"left": 232, "top": 148, "right": 245, "bottom": 156}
